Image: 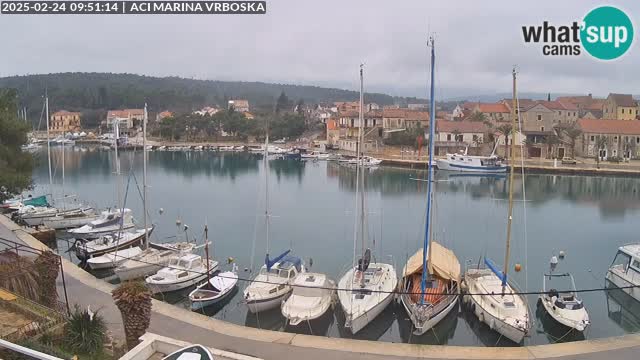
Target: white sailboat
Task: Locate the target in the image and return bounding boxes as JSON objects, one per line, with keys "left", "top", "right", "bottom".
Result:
{"left": 114, "top": 104, "right": 193, "bottom": 281}
{"left": 75, "top": 227, "right": 153, "bottom": 261}
{"left": 243, "top": 125, "right": 306, "bottom": 313}
{"left": 86, "top": 247, "right": 143, "bottom": 270}
{"left": 68, "top": 208, "right": 135, "bottom": 239}
{"left": 400, "top": 39, "right": 461, "bottom": 336}
{"left": 462, "top": 68, "right": 530, "bottom": 344}
{"left": 337, "top": 65, "right": 397, "bottom": 335}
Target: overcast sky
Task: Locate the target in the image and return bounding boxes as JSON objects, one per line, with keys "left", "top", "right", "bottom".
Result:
{"left": 1, "top": 0, "right": 638, "bottom": 98}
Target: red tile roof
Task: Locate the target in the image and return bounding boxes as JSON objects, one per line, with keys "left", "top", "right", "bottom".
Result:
{"left": 586, "top": 99, "right": 605, "bottom": 110}
{"left": 477, "top": 103, "right": 510, "bottom": 113}
{"left": 437, "top": 120, "right": 488, "bottom": 133}
{"left": 52, "top": 110, "right": 81, "bottom": 117}
{"left": 578, "top": 118, "right": 640, "bottom": 135}
{"left": 108, "top": 109, "right": 144, "bottom": 118}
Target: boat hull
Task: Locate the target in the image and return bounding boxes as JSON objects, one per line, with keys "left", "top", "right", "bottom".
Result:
{"left": 246, "top": 291, "right": 291, "bottom": 314}
{"left": 75, "top": 230, "right": 150, "bottom": 261}
{"left": 116, "top": 263, "right": 163, "bottom": 282}
{"left": 606, "top": 270, "right": 640, "bottom": 303}
{"left": 401, "top": 293, "right": 459, "bottom": 335}
{"left": 463, "top": 293, "right": 526, "bottom": 343}
{"left": 68, "top": 223, "right": 135, "bottom": 239}
{"left": 436, "top": 159, "right": 507, "bottom": 173}
{"left": 342, "top": 291, "right": 394, "bottom": 334}
{"left": 43, "top": 214, "right": 99, "bottom": 230}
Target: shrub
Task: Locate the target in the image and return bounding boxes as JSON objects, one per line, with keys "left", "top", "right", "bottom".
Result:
{"left": 64, "top": 305, "right": 107, "bottom": 354}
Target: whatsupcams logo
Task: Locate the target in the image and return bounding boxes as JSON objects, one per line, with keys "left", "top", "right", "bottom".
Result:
{"left": 522, "top": 6, "right": 634, "bottom": 60}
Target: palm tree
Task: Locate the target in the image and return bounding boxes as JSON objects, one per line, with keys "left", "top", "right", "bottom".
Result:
{"left": 556, "top": 124, "right": 582, "bottom": 158}
{"left": 595, "top": 135, "right": 608, "bottom": 168}
{"left": 496, "top": 124, "right": 513, "bottom": 159}
{"left": 112, "top": 281, "right": 152, "bottom": 350}
{"left": 34, "top": 250, "right": 60, "bottom": 309}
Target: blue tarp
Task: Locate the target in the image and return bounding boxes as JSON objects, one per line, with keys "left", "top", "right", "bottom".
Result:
{"left": 265, "top": 249, "right": 291, "bottom": 271}
{"left": 484, "top": 257, "right": 507, "bottom": 285}
{"left": 23, "top": 195, "right": 49, "bottom": 207}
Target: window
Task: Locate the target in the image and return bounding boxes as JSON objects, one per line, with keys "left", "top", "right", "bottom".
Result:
{"left": 591, "top": 135, "right": 595, "bottom": 142}
{"left": 558, "top": 111, "right": 561, "bottom": 115}
{"left": 637, "top": 137, "right": 640, "bottom": 144}
{"left": 614, "top": 136, "right": 618, "bottom": 142}
{"left": 473, "top": 135, "right": 478, "bottom": 142}
{"left": 622, "top": 109, "right": 625, "bottom": 114}
{"left": 447, "top": 134, "right": 451, "bottom": 141}
{"left": 537, "top": 115, "right": 542, "bottom": 121}
{"left": 633, "top": 260, "right": 640, "bottom": 269}
{"left": 541, "top": 126, "right": 545, "bottom": 132}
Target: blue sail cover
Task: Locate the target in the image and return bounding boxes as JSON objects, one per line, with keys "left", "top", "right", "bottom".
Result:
{"left": 265, "top": 249, "right": 291, "bottom": 271}
{"left": 24, "top": 196, "right": 49, "bottom": 207}
{"left": 485, "top": 258, "right": 507, "bottom": 284}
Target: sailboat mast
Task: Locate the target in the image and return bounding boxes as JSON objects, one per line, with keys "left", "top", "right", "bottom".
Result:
{"left": 143, "top": 104, "right": 149, "bottom": 248}
{"left": 421, "top": 37, "right": 437, "bottom": 302}
{"left": 114, "top": 120, "right": 122, "bottom": 208}
{"left": 45, "top": 95, "right": 53, "bottom": 193}
{"left": 61, "top": 122, "right": 66, "bottom": 210}
{"left": 502, "top": 68, "right": 518, "bottom": 291}
{"left": 264, "top": 116, "right": 270, "bottom": 279}
{"left": 204, "top": 225, "right": 212, "bottom": 282}
{"left": 358, "top": 64, "right": 365, "bottom": 263}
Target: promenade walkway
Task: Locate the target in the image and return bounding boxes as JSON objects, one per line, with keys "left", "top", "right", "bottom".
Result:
{"left": 1, "top": 215, "right": 639, "bottom": 360}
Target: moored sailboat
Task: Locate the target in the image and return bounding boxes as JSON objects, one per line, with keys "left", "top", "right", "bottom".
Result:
{"left": 462, "top": 68, "right": 530, "bottom": 344}
{"left": 337, "top": 65, "right": 397, "bottom": 334}
{"left": 400, "top": 37, "right": 461, "bottom": 336}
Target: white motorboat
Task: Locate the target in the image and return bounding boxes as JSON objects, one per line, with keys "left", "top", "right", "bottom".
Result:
{"left": 462, "top": 69, "right": 530, "bottom": 344}
{"left": 436, "top": 150, "right": 507, "bottom": 173}
{"left": 157, "top": 146, "right": 167, "bottom": 151}
{"left": 114, "top": 246, "right": 194, "bottom": 281}
{"left": 463, "top": 266, "right": 530, "bottom": 343}
{"left": 86, "top": 247, "right": 143, "bottom": 270}
{"left": 75, "top": 227, "right": 152, "bottom": 261}
{"left": 19, "top": 205, "right": 85, "bottom": 226}
{"left": 606, "top": 244, "right": 640, "bottom": 302}
{"left": 244, "top": 251, "right": 306, "bottom": 313}
{"left": 346, "top": 156, "right": 382, "bottom": 166}
{"left": 42, "top": 207, "right": 99, "bottom": 229}
{"left": 282, "top": 272, "right": 336, "bottom": 326}
{"left": 219, "top": 145, "right": 235, "bottom": 151}
{"left": 189, "top": 264, "right": 239, "bottom": 311}
{"left": 301, "top": 151, "right": 330, "bottom": 160}
{"left": 162, "top": 344, "right": 213, "bottom": 360}
{"left": 68, "top": 208, "right": 135, "bottom": 239}
{"left": 145, "top": 253, "right": 218, "bottom": 294}
{"left": 539, "top": 272, "right": 590, "bottom": 331}
{"left": 150, "top": 241, "right": 195, "bottom": 252}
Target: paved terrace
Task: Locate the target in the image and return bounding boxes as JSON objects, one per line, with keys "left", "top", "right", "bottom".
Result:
{"left": 1, "top": 215, "right": 639, "bottom": 360}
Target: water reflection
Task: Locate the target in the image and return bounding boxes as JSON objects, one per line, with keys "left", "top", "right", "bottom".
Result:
{"left": 334, "top": 303, "right": 397, "bottom": 341}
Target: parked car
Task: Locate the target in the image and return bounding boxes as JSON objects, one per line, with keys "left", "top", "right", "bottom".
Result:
{"left": 561, "top": 157, "right": 577, "bottom": 165}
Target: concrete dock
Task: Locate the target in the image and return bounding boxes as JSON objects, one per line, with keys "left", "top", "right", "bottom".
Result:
{"left": 1, "top": 215, "right": 639, "bottom": 359}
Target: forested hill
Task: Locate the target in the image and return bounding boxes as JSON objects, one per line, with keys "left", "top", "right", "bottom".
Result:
{"left": 0, "top": 73, "right": 419, "bottom": 128}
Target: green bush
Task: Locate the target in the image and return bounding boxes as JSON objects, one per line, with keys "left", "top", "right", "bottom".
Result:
{"left": 64, "top": 305, "right": 107, "bottom": 355}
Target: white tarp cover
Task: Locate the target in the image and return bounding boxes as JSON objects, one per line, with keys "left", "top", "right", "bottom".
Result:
{"left": 403, "top": 242, "right": 461, "bottom": 281}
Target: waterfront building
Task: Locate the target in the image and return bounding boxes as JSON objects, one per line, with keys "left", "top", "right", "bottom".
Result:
{"left": 156, "top": 110, "right": 173, "bottom": 121}
{"left": 50, "top": 110, "right": 81, "bottom": 134}
{"left": 577, "top": 118, "right": 640, "bottom": 160}
{"left": 603, "top": 93, "right": 638, "bottom": 120}
{"left": 436, "top": 120, "right": 487, "bottom": 145}
{"left": 106, "top": 109, "right": 144, "bottom": 136}
{"left": 193, "top": 106, "right": 220, "bottom": 116}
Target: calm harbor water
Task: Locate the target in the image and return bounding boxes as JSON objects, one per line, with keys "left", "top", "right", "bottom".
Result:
{"left": 30, "top": 146, "right": 640, "bottom": 346}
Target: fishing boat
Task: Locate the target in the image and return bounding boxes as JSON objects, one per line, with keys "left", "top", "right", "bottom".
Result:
{"left": 400, "top": 39, "right": 461, "bottom": 335}
{"left": 162, "top": 344, "right": 213, "bottom": 360}
{"left": 67, "top": 208, "right": 135, "bottom": 238}
{"left": 281, "top": 272, "right": 336, "bottom": 326}
{"left": 301, "top": 151, "right": 330, "bottom": 160}
{"left": 346, "top": 156, "right": 382, "bottom": 166}
{"left": 337, "top": 65, "right": 398, "bottom": 335}
{"left": 539, "top": 272, "right": 590, "bottom": 331}
{"left": 86, "top": 247, "right": 143, "bottom": 270}
{"left": 436, "top": 147, "right": 507, "bottom": 173}
{"left": 75, "top": 227, "right": 152, "bottom": 261}
{"left": 605, "top": 244, "right": 640, "bottom": 302}
{"left": 115, "top": 246, "right": 193, "bottom": 281}
{"left": 189, "top": 263, "right": 239, "bottom": 311}
{"left": 462, "top": 68, "right": 530, "bottom": 344}
{"left": 244, "top": 251, "right": 305, "bottom": 313}
{"left": 145, "top": 253, "right": 219, "bottom": 294}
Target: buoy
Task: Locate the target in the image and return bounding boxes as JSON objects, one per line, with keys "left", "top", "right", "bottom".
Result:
{"left": 559, "top": 250, "right": 566, "bottom": 259}
{"left": 176, "top": 218, "right": 182, "bottom": 226}
{"left": 514, "top": 263, "right": 522, "bottom": 272}
{"left": 227, "top": 257, "right": 235, "bottom": 264}
{"left": 159, "top": 208, "right": 164, "bottom": 215}
{"left": 550, "top": 255, "right": 558, "bottom": 271}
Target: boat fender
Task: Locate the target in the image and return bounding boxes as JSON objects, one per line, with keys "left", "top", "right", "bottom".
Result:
{"left": 489, "top": 318, "right": 494, "bottom": 330}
